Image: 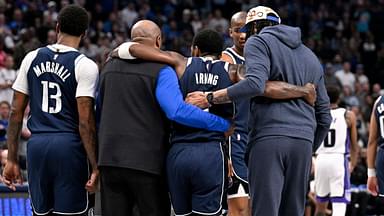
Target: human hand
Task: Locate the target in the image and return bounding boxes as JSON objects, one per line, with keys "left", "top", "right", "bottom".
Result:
{"left": 185, "top": 91, "right": 210, "bottom": 109}
{"left": 367, "top": 176, "right": 379, "bottom": 196}
{"left": 303, "top": 83, "right": 316, "bottom": 106}
{"left": 85, "top": 169, "right": 99, "bottom": 193}
{"left": 2, "top": 161, "right": 22, "bottom": 191}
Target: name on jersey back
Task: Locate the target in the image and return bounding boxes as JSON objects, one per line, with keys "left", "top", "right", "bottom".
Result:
{"left": 33, "top": 61, "right": 71, "bottom": 82}
{"left": 195, "top": 73, "right": 218, "bottom": 85}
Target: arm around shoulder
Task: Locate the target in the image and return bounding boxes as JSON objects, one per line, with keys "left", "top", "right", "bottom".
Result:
{"left": 155, "top": 66, "right": 230, "bottom": 132}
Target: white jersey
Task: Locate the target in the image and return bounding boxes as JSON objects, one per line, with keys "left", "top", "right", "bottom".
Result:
{"left": 316, "top": 108, "right": 349, "bottom": 155}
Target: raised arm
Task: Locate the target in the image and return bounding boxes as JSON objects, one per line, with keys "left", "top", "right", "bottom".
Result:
{"left": 214, "top": 63, "right": 316, "bottom": 105}
{"left": 114, "top": 41, "right": 187, "bottom": 78}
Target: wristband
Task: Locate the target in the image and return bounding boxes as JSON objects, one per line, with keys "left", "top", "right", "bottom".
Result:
{"left": 118, "top": 42, "right": 138, "bottom": 60}
{"left": 368, "top": 168, "right": 376, "bottom": 177}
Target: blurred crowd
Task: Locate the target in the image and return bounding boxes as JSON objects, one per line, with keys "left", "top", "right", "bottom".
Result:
{"left": 0, "top": 0, "right": 382, "bottom": 215}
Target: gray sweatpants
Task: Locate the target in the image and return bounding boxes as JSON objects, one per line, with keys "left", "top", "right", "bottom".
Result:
{"left": 247, "top": 136, "right": 312, "bottom": 216}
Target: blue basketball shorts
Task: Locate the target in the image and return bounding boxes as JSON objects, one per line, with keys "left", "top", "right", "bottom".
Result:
{"left": 27, "top": 133, "right": 91, "bottom": 215}
{"left": 166, "top": 142, "right": 225, "bottom": 215}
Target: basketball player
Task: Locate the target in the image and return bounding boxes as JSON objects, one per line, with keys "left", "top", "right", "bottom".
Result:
{"left": 117, "top": 27, "right": 319, "bottom": 215}
{"left": 221, "top": 11, "right": 250, "bottom": 216}
{"left": 367, "top": 95, "right": 384, "bottom": 197}
{"left": 167, "top": 29, "right": 234, "bottom": 216}
{"left": 314, "top": 86, "right": 358, "bottom": 216}
{"left": 3, "top": 5, "right": 99, "bottom": 216}
{"left": 115, "top": 32, "right": 318, "bottom": 216}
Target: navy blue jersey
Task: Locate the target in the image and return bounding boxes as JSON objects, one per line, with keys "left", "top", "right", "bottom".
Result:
{"left": 223, "top": 47, "right": 249, "bottom": 181}
{"left": 375, "top": 96, "right": 384, "bottom": 148}
{"left": 171, "top": 57, "right": 234, "bottom": 144}
{"left": 222, "top": 47, "right": 245, "bottom": 65}
{"left": 223, "top": 47, "right": 248, "bottom": 134}
{"left": 26, "top": 47, "right": 81, "bottom": 133}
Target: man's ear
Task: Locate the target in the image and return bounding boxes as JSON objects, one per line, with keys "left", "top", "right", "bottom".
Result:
{"left": 191, "top": 46, "right": 200, "bottom": 57}
{"left": 155, "top": 35, "right": 162, "bottom": 49}
{"left": 80, "top": 30, "right": 88, "bottom": 40}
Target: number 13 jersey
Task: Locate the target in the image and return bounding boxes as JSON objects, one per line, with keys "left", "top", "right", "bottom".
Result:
{"left": 316, "top": 107, "right": 350, "bottom": 155}
{"left": 12, "top": 44, "right": 98, "bottom": 133}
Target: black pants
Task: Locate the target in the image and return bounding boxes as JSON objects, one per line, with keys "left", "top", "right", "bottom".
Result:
{"left": 100, "top": 166, "right": 170, "bottom": 216}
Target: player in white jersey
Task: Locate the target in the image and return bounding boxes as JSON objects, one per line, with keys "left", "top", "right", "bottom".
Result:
{"left": 314, "top": 86, "right": 358, "bottom": 216}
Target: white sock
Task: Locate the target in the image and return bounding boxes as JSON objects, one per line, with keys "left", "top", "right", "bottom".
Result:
{"left": 332, "top": 202, "right": 346, "bottom": 216}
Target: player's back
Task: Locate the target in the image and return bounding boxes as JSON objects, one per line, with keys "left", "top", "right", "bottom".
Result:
{"left": 316, "top": 107, "right": 349, "bottom": 155}
{"left": 23, "top": 44, "right": 86, "bottom": 134}
{"left": 171, "top": 57, "right": 233, "bottom": 144}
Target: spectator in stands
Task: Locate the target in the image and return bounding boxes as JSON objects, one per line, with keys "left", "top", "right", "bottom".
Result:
{"left": 13, "top": 28, "right": 41, "bottom": 69}
{"left": 332, "top": 54, "right": 344, "bottom": 72}
{"left": 324, "top": 62, "right": 343, "bottom": 89}
{"left": 120, "top": 2, "right": 138, "bottom": 29}
{"left": 209, "top": 9, "right": 229, "bottom": 34}
{"left": 45, "top": 29, "right": 56, "bottom": 45}
{"left": 335, "top": 61, "right": 356, "bottom": 92}
{"left": 0, "top": 39, "right": 8, "bottom": 68}
{"left": 80, "top": 37, "right": 98, "bottom": 60}
{"left": 372, "top": 83, "right": 383, "bottom": 100}
{"left": 342, "top": 85, "right": 360, "bottom": 108}
{"left": 191, "top": 10, "right": 203, "bottom": 34}
{"left": 0, "top": 101, "right": 10, "bottom": 148}
{"left": 0, "top": 55, "right": 16, "bottom": 104}
{"left": 8, "top": 9, "right": 25, "bottom": 35}
{"left": 178, "top": 9, "right": 194, "bottom": 35}
{"left": 44, "top": 1, "right": 58, "bottom": 22}
{"left": 0, "top": 148, "right": 8, "bottom": 182}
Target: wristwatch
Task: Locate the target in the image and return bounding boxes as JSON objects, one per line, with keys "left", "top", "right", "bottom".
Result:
{"left": 206, "top": 92, "right": 214, "bottom": 106}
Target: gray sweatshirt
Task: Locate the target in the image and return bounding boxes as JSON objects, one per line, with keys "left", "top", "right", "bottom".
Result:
{"left": 227, "top": 24, "right": 331, "bottom": 150}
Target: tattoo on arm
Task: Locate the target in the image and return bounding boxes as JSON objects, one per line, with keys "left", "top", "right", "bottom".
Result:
{"left": 212, "top": 89, "right": 232, "bottom": 104}
{"left": 77, "top": 97, "right": 98, "bottom": 170}
{"left": 264, "top": 81, "right": 306, "bottom": 99}
{"left": 6, "top": 119, "right": 22, "bottom": 162}
{"left": 228, "top": 64, "right": 245, "bottom": 83}
{"left": 7, "top": 92, "right": 29, "bottom": 163}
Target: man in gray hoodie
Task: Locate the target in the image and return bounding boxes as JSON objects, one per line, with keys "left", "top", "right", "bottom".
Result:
{"left": 188, "top": 6, "right": 332, "bottom": 216}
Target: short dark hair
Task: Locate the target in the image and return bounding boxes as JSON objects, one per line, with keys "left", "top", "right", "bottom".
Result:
{"left": 327, "top": 85, "right": 340, "bottom": 104}
{"left": 57, "top": 5, "right": 89, "bottom": 36}
{"left": 192, "top": 29, "right": 223, "bottom": 57}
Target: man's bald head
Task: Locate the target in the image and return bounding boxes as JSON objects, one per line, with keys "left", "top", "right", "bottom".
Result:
{"left": 131, "top": 20, "right": 162, "bottom": 48}
{"left": 230, "top": 11, "right": 246, "bottom": 27}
